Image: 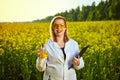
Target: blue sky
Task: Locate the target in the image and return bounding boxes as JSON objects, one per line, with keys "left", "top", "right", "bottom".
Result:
{"left": 0, "top": 0, "right": 106, "bottom": 22}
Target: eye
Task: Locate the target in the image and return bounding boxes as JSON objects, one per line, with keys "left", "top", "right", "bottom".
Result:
{"left": 53, "top": 23, "right": 65, "bottom": 29}
{"left": 60, "top": 24, "right": 64, "bottom": 26}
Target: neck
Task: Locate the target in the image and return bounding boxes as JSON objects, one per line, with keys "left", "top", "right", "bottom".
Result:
{"left": 56, "top": 35, "right": 64, "bottom": 43}
{"left": 56, "top": 35, "right": 65, "bottom": 48}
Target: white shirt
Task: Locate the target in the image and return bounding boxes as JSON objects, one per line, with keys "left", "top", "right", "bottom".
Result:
{"left": 36, "top": 39, "right": 84, "bottom": 80}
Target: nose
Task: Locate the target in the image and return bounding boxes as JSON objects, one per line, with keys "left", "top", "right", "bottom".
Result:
{"left": 58, "top": 25, "right": 61, "bottom": 29}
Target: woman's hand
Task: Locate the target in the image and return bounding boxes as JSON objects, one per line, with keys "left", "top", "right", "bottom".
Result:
{"left": 72, "top": 56, "right": 80, "bottom": 66}
{"left": 37, "top": 48, "right": 44, "bottom": 57}
{"left": 37, "top": 47, "right": 48, "bottom": 59}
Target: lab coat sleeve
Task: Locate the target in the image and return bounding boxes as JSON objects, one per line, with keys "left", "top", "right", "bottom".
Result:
{"left": 73, "top": 41, "right": 84, "bottom": 70}
{"left": 73, "top": 57, "right": 84, "bottom": 70}
{"left": 36, "top": 57, "right": 47, "bottom": 72}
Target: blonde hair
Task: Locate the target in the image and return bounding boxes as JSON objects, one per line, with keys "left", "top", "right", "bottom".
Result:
{"left": 50, "top": 16, "right": 69, "bottom": 42}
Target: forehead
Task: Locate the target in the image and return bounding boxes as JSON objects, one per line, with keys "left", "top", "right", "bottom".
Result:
{"left": 54, "top": 18, "right": 64, "bottom": 24}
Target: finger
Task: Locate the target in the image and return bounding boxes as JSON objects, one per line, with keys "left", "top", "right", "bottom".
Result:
{"left": 77, "top": 55, "right": 80, "bottom": 59}
{"left": 37, "top": 48, "right": 43, "bottom": 53}
{"left": 37, "top": 50, "right": 41, "bottom": 53}
{"left": 72, "top": 60, "right": 79, "bottom": 66}
{"left": 73, "top": 57, "right": 78, "bottom": 61}
{"left": 72, "top": 60, "right": 77, "bottom": 65}
{"left": 73, "top": 57, "right": 80, "bottom": 63}
{"left": 74, "top": 60, "right": 80, "bottom": 65}
{"left": 72, "top": 58, "right": 78, "bottom": 63}
{"left": 37, "top": 49, "right": 43, "bottom": 56}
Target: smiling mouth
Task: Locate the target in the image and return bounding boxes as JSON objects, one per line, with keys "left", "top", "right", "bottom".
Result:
{"left": 57, "top": 30, "right": 62, "bottom": 33}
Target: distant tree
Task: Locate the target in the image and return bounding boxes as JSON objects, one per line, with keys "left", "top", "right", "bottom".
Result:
{"left": 32, "top": 0, "right": 120, "bottom": 22}
{"left": 79, "top": 5, "right": 92, "bottom": 21}
{"left": 95, "top": 1, "right": 106, "bottom": 20}
{"left": 86, "top": 2, "right": 96, "bottom": 20}
{"left": 108, "top": 0, "right": 120, "bottom": 20}
{"left": 64, "top": 10, "right": 68, "bottom": 18}
{"left": 73, "top": 6, "right": 80, "bottom": 21}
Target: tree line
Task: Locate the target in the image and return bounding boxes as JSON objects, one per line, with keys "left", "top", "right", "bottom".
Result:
{"left": 33, "top": 0, "right": 120, "bottom": 22}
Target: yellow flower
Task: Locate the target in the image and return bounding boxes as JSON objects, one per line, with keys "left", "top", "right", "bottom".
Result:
{"left": 39, "top": 50, "right": 48, "bottom": 59}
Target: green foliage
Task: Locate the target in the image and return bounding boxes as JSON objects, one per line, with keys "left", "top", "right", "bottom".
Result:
{"left": 36, "top": 0, "right": 120, "bottom": 22}
{"left": 0, "top": 21, "right": 120, "bottom": 80}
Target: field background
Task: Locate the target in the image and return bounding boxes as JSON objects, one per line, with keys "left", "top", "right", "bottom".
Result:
{"left": 0, "top": 21, "right": 120, "bottom": 80}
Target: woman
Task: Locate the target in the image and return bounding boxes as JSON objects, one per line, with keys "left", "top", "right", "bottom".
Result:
{"left": 36, "top": 16, "right": 84, "bottom": 80}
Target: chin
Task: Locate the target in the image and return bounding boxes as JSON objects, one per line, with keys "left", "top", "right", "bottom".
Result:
{"left": 56, "top": 33, "right": 64, "bottom": 36}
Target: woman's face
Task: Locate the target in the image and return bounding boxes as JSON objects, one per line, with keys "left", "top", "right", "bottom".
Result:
{"left": 53, "top": 19, "right": 66, "bottom": 36}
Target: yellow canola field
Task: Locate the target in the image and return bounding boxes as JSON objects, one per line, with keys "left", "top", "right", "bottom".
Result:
{"left": 0, "top": 21, "right": 120, "bottom": 80}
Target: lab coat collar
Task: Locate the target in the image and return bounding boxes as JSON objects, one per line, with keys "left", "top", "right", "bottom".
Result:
{"left": 48, "top": 39, "right": 72, "bottom": 63}
{"left": 48, "top": 38, "right": 71, "bottom": 49}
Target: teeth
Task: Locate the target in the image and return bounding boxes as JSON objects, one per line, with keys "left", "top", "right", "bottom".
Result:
{"left": 57, "top": 30, "right": 62, "bottom": 33}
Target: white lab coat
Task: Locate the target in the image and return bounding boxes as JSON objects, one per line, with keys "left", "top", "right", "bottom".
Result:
{"left": 36, "top": 39, "right": 84, "bottom": 80}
